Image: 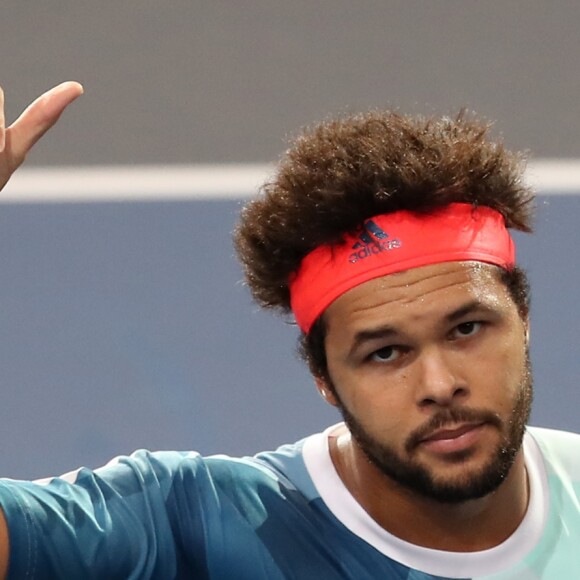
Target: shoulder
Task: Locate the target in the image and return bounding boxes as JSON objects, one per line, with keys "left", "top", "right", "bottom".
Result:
{"left": 205, "top": 438, "right": 309, "bottom": 488}
{"left": 526, "top": 425, "right": 580, "bottom": 449}
{"left": 19, "top": 438, "right": 312, "bottom": 500}
{"left": 526, "top": 426, "right": 580, "bottom": 480}
{"left": 528, "top": 425, "right": 580, "bottom": 442}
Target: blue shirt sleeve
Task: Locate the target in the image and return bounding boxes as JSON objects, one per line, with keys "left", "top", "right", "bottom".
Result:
{"left": 0, "top": 450, "right": 206, "bottom": 579}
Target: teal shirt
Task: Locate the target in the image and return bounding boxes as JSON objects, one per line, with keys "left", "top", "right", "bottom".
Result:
{"left": 0, "top": 426, "right": 577, "bottom": 579}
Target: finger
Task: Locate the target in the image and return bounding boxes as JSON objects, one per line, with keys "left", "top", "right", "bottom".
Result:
{"left": 7, "top": 81, "right": 83, "bottom": 162}
{"left": 0, "top": 86, "right": 5, "bottom": 153}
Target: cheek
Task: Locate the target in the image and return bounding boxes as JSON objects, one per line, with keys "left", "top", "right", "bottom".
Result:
{"left": 336, "top": 371, "right": 414, "bottom": 436}
{"left": 469, "top": 334, "right": 527, "bottom": 407}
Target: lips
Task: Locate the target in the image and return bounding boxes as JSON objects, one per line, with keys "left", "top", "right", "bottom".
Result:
{"left": 419, "top": 422, "right": 487, "bottom": 454}
{"left": 421, "top": 422, "right": 485, "bottom": 443}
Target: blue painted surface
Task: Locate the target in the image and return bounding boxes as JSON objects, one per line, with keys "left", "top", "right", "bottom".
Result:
{"left": 0, "top": 195, "right": 576, "bottom": 479}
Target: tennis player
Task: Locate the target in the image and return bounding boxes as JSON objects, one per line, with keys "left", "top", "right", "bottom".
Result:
{"left": 0, "top": 83, "right": 577, "bottom": 578}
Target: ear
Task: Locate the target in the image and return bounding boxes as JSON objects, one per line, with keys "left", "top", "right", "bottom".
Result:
{"left": 314, "top": 376, "right": 339, "bottom": 407}
{"left": 523, "top": 316, "right": 530, "bottom": 346}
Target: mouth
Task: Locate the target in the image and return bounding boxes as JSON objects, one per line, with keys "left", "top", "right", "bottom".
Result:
{"left": 419, "top": 422, "right": 487, "bottom": 454}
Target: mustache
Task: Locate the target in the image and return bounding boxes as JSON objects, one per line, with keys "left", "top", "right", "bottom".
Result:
{"left": 405, "top": 407, "right": 502, "bottom": 453}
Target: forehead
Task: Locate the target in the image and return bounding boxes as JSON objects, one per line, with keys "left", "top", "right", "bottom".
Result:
{"left": 324, "top": 261, "right": 513, "bottom": 333}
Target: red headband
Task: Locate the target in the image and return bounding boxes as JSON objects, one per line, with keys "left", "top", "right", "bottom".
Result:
{"left": 289, "top": 203, "right": 515, "bottom": 333}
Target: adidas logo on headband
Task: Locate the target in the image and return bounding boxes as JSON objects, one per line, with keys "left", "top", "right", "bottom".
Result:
{"left": 349, "top": 219, "right": 402, "bottom": 263}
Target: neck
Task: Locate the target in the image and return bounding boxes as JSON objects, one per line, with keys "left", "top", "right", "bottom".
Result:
{"left": 329, "top": 429, "right": 529, "bottom": 552}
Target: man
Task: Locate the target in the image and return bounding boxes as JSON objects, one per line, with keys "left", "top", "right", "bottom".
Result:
{"left": 0, "top": 83, "right": 577, "bottom": 578}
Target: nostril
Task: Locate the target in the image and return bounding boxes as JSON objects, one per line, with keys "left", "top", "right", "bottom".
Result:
{"left": 453, "top": 386, "right": 469, "bottom": 399}
{"left": 418, "top": 397, "right": 438, "bottom": 409}
{"left": 418, "top": 386, "right": 468, "bottom": 409}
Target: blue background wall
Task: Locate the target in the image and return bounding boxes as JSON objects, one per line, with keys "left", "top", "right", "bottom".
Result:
{"left": 0, "top": 193, "right": 576, "bottom": 479}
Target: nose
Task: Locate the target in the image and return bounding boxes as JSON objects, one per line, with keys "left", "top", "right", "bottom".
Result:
{"left": 415, "top": 347, "right": 468, "bottom": 409}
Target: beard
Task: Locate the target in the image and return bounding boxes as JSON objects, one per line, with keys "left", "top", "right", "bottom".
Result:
{"left": 334, "top": 355, "right": 533, "bottom": 504}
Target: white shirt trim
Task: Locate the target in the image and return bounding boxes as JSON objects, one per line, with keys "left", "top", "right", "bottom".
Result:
{"left": 302, "top": 423, "right": 548, "bottom": 578}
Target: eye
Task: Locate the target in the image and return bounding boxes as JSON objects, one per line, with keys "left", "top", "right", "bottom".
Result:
{"left": 369, "top": 345, "right": 400, "bottom": 363}
{"left": 452, "top": 321, "right": 483, "bottom": 338}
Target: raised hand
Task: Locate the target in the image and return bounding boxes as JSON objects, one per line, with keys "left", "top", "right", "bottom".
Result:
{"left": 0, "top": 81, "right": 84, "bottom": 190}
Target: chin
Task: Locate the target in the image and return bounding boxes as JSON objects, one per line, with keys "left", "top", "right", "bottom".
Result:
{"left": 343, "top": 414, "right": 526, "bottom": 504}
{"left": 413, "top": 457, "right": 515, "bottom": 503}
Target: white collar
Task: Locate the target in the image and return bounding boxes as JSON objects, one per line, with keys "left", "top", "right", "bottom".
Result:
{"left": 302, "top": 423, "right": 548, "bottom": 578}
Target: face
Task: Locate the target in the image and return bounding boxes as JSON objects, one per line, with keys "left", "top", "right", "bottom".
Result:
{"left": 320, "top": 262, "right": 532, "bottom": 504}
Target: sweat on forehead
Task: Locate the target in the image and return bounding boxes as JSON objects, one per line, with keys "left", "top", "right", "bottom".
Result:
{"left": 289, "top": 203, "right": 515, "bottom": 334}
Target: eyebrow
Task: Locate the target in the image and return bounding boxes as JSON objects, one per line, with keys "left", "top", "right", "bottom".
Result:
{"left": 349, "top": 325, "right": 398, "bottom": 358}
{"left": 444, "top": 299, "right": 499, "bottom": 324}
{"left": 348, "top": 299, "right": 498, "bottom": 357}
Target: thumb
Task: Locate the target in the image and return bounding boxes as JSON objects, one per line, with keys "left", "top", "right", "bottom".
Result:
{"left": 7, "top": 81, "right": 84, "bottom": 164}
